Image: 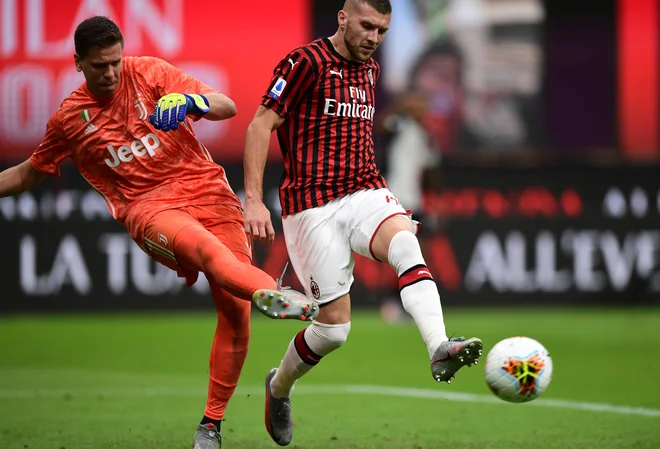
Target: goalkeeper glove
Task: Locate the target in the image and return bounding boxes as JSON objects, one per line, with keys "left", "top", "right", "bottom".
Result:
{"left": 149, "top": 93, "right": 210, "bottom": 132}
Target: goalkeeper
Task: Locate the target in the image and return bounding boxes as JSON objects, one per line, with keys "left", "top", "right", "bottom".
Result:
{"left": 0, "top": 16, "right": 318, "bottom": 449}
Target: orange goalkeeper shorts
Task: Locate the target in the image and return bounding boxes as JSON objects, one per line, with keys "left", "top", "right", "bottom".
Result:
{"left": 140, "top": 204, "right": 252, "bottom": 285}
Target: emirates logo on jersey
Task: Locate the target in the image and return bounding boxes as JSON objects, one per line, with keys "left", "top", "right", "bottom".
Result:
{"left": 323, "top": 86, "right": 375, "bottom": 121}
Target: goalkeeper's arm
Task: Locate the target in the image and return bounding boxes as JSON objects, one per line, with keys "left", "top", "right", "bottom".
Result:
{"left": 0, "top": 159, "right": 47, "bottom": 198}
{"left": 202, "top": 92, "right": 237, "bottom": 121}
{"left": 150, "top": 92, "right": 237, "bottom": 132}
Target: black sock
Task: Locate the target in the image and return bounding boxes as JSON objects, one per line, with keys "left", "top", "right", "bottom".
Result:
{"left": 200, "top": 415, "right": 222, "bottom": 430}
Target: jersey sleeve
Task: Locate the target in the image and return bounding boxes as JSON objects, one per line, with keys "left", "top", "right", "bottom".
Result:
{"left": 261, "top": 48, "right": 316, "bottom": 118}
{"left": 140, "top": 56, "right": 219, "bottom": 122}
{"left": 29, "top": 112, "right": 70, "bottom": 177}
{"left": 142, "top": 57, "right": 217, "bottom": 97}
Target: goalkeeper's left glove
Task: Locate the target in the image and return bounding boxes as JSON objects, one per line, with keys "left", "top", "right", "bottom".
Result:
{"left": 149, "top": 93, "right": 210, "bottom": 132}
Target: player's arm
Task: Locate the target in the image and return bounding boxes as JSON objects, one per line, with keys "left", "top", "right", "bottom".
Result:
{"left": 0, "top": 159, "right": 47, "bottom": 198}
{"left": 243, "top": 48, "right": 318, "bottom": 242}
{"left": 202, "top": 92, "right": 236, "bottom": 121}
{"left": 146, "top": 57, "right": 236, "bottom": 131}
{"left": 243, "top": 106, "right": 285, "bottom": 242}
{"left": 244, "top": 106, "right": 285, "bottom": 204}
{"left": 243, "top": 49, "right": 316, "bottom": 242}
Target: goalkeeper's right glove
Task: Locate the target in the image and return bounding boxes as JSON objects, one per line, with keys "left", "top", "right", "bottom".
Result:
{"left": 149, "top": 93, "right": 210, "bottom": 132}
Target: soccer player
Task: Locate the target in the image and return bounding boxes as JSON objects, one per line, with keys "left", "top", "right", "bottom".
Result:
{"left": 0, "top": 16, "right": 318, "bottom": 449}
{"left": 243, "top": 0, "right": 483, "bottom": 445}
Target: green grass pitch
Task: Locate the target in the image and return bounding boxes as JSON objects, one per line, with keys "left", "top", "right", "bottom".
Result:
{"left": 1, "top": 308, "right": 659, "bottom": 448}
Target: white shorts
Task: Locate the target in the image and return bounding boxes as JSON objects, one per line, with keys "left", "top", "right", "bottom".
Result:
{"left": 282, "top": 188, "right": 416, "bottom": 305}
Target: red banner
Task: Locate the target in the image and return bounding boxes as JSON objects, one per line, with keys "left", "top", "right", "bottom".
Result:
{"left": 0, "top": 0, "right": 310, "bottom": 162}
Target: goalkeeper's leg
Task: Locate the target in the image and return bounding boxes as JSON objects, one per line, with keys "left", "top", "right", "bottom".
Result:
{"left": 192, "top": 270, "right": 252, "bottom": 449}
{"left": 142, "top": 207, "right": 318, "bottom": 321}
{"left": 192, "top": 250, "right": 253, "bottom": 449}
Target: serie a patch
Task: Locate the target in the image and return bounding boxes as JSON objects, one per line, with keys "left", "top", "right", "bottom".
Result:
{"left": 269, "top": 77, "right": 287, "bottom": 100}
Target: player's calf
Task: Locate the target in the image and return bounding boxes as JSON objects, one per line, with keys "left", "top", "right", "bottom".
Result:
{"left": 264, "top": 321, "right": 350, "bottom": 445}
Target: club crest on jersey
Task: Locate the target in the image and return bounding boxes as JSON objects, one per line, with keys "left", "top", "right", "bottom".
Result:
{"left": 309, "top": 276, "right": 321, "bottom": 300}
{"left": 134, "top": 92, "right": 149, "bottom": 121}
{"left": 368, "top": 69, "right": 374, "bottom": 86}
{"left": 269, "top": 77, "right": 287, "bottom": 100}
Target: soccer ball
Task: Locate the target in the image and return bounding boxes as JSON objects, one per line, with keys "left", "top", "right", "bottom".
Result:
{"left": 484, "top": 336, "right": 553, "bottom": 403}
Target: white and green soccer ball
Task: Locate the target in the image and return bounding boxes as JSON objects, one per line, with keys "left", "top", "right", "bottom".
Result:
{"left": 484, "top": 336, "right": 553, "bottom": 403}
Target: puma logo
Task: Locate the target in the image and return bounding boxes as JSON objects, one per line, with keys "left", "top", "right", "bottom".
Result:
{"left": 330, "top": 69, "right": 343, "bottom": 80}
{"left": 288, "top": 58, "right": 299, "bottom": 69}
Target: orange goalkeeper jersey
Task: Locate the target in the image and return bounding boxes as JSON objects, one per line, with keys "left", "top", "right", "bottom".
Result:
{"left": 30, "top": 56, "right": 242, "bottom": 244}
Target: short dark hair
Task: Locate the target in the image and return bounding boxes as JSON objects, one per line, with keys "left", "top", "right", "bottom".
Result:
{"left": 356, "top": 0, "right": 392, "bottom": 14}
{"left": 74, "top": 16, "right": 124, "bottom": 59}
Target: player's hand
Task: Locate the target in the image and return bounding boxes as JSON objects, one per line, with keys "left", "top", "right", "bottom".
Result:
{"left": 244, "top": 199, "right": 276, "bottom": 243}
{"left": 149, "top": 93, "right": 210, "bottom": 132}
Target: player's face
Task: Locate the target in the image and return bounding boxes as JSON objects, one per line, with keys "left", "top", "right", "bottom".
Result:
{"left": 75, "top": 42, "right": 123, "bottom": 98}
{"left": 341, "top": 4, "right": 391, "bottom": 62}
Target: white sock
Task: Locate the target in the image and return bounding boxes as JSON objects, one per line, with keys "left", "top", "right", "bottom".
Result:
{"left": 270, "top": 321, "right": 350, "bottom": 398}
{"left": 388, "top": 231, "right": 448, "bottom": 358}
{"left": 269, "top": 337, "right": 313, "bottom": 399}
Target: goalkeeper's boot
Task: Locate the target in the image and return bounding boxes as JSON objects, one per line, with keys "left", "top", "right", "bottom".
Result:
{"left": 252, "top": 263, "right": 319, "bottom": 321}
{"left": 431, "top": 336, "right": 483, "bottom": 383}
{"left": 264, "top": 368, "right": 294, "bottom": 446}
{"left": 192, "top": 423, "right": 221, "bottom": 449}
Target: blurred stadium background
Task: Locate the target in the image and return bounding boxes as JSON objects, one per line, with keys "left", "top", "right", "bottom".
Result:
{"left": 1, "top": 1, "right": 659, "bottom": 448}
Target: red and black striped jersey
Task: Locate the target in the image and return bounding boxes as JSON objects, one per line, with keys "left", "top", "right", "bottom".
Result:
{"left": 261, "top": 38, "right": 388, "bottom": 216}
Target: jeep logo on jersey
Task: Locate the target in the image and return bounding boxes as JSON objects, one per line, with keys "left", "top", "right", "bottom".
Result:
{"left": 105, "top": 133, "right": 161, "bottom": 168}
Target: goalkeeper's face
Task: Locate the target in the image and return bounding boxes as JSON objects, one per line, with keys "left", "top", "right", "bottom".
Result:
{"left": 341, "top": 3, "right": 391, "bottom": 62}
{"left": 75, "top": 43, "right": 123, "bottom": 98}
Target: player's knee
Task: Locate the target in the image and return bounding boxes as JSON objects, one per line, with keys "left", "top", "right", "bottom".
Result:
{"left": 306, "top": 321, "right": 351, "bottom": 356}
{"left": 387, "top": 230, "right": 425, "bottom": 273}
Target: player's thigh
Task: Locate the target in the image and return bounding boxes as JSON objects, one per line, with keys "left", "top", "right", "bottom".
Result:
{"left": 142, "top": 208, "right": 202, "bottom": 274}
{"left": 347, "top": 188, "right": 413, "bottom": 262}
{"left": 282, "top": 204, "right": 353, "bottom": 305}
{"left": 193, "top": 204, "right": 252, "bottom": 262}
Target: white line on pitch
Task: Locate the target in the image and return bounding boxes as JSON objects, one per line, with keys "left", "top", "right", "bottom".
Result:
{"left": 0, "top": 384, "right": 658, "bottom": 418}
